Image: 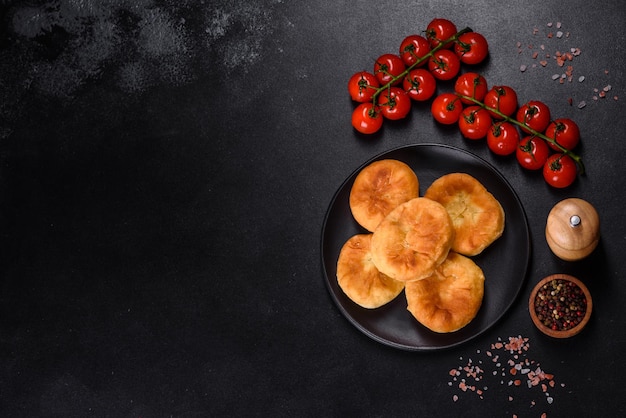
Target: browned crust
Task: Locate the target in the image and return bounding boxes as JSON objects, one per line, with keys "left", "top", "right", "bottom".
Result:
{"left": 424, "top": 173, "right": 504, "bottom": 256}
{"left": 349, "top": 159, "right": 419, "bottom": 232}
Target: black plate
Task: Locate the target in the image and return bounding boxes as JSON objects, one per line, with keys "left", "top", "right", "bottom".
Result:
{"left": 321, "top": 144, "right": 531, "bottom": 351}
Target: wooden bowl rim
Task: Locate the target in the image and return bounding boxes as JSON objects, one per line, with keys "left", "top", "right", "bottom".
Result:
{"left": 528, "top": 274, "right": 593, "bottom": 338}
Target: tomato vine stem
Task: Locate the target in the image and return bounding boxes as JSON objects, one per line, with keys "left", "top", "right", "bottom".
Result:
{"left": 457, "top": 93, "right": 586, "bottom": 175}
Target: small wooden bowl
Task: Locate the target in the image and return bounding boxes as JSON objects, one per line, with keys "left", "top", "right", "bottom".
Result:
{"left": 528, "top": 274, "right": 592, "bottom": 338}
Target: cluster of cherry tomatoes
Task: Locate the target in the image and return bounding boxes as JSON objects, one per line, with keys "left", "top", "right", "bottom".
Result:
{"left": 347, "top": 18, "right": 584, "bottom": 188}
{"left": 437, "top": 74, "right": 582, "bottom": 188}
{"left": 348, "top": 18, "right": 487, "bottom": 134}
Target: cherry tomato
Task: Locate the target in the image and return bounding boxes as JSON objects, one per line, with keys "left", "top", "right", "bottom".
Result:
{"left": 373, "top": 53, "right": 406, "bottom": 86}
{"left": 516, "top": 136, "right": 550, "bottom": 170}
{"left": 347, "top": 71, "right": 380, "bottom": 103}
{"left": 403, "top": 68, "right": 436, "bottom": 101}
{"left": 428, "top": 49, "right": 461, "bottom": 81}
{"left": 431, "top": 92, "right": 463, "bottom": 125}
{"left": 487, "top": 122, "right": 520, "bottom": 156}
{"left": 484, "top": 85, "right": 518, "bottom": 119}
{"left": 516, "top": 101, "right": 551, "bottom": 134}
{"left": 543, "top": 153, "right": 577, "bottom": 188}
{"left": 378, "top": 87, "right": 411, "bottom": 120}
{"left": 544, "top": 118, "right": 580, "bottom": 151}
{"left": 458, "top": 106, "right": 492, "bottom": 140}
{"left": 454, "top": 32, "right": 489, "bottom": 65}
{"left": 399, "top": 34, "right": 431, "bottom": 67}
{"left": 454, "top": 72, "right": 488, "bottom": 105}
{"left": 425, "top": 18, "right": 458, "bottom": 49}
{"left": 352, "top": 102, "right": 383, "bottom": 134}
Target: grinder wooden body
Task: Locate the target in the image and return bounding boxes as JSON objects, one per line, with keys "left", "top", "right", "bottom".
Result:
{"left": 545, "top": 198, "right": 599, "bottom": 261}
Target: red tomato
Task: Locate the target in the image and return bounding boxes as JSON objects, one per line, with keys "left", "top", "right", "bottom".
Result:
{"left": 373, "top": 53, "right": 406, "bottom": 86}
{"left": 403, "top": 68, "right": 436, "bottom": 101}
{"left": 543, "top": 153, "right": 577, "bottom": 188}
{"left": 431, "top": 92, "right": 463, "bottom": 125}
{"left": 347, "top": 71, "right": 380, "bottom": 103}
{"left": 516, "top": 101, "right": 551, "bottom": 134}
{"left": 487, "top": 122, "right": 520, "bottom": 156}
{"left": 425, "top": 18, "right": 458, "bottom": 49}
{"left": 352, "top": 102, "right": 383, "bottom": 134}
{"left": 378, "top": 87, "right": 411, "bottom": 120}
{"left": 428, "top": 49, "right": 461, "bottom": 81}
{"left": 516, "top": 136, "right": 550, "bottom": 170}
{"left": 458, "top": 106, "right": 492, "bottom": 140}
{"left": 484, "top": 85, "right": 518, "bottom": 119}
{"left": 544, "top": 118, "right": 580, "bottom": 151}
{"left": 454, "top": 72, "right": 488, "bottom": 105}
{"left": 454, "top": 32, "right": 489, "bottom": 65}
{"left": 399, "top": 34, "right": 431, "bottom": 67}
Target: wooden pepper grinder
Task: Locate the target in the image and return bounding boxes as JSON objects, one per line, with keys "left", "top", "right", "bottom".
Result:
{"left": 545, "top": 198, "right": 600, "bottom": 261}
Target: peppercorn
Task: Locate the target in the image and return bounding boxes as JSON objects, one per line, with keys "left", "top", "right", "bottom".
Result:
{"left": 533, "top": 279, "right": 587, "bottom": 331}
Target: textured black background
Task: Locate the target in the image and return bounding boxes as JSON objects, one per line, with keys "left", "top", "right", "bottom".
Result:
{"left": 1, "top": 1, "right": 625, "bottom": 416}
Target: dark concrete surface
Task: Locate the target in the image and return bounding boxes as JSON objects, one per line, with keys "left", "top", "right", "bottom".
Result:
{"left": 1, "top": 1, "right": 624, "bottom": 416}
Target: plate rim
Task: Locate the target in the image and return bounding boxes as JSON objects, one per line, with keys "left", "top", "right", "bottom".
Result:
{"left": 320, "top": 143, "right": 531, "bottom": 351}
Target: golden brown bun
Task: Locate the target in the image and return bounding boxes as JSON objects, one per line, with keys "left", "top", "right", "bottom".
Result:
{"left": 349, "top": 159, "right": 419, "bottom": 232}
{"left": 424, "top": 173, "right": 505, "bottom": 256}
{"left": 405, "top": 252, "right": 485, "bottom": 333}
{"left": 336, "top": 234, "right": 405, "bottom": 309}
{"left": 370, "top": 197, "right": 454, "bottom": 282}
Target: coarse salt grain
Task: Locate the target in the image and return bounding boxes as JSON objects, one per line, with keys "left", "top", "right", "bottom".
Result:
{"left": 446, "top": 336, "right": 562, "bottom": 413}
{"left": 516, "top": 23, "right": 616, "bottom": 108}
